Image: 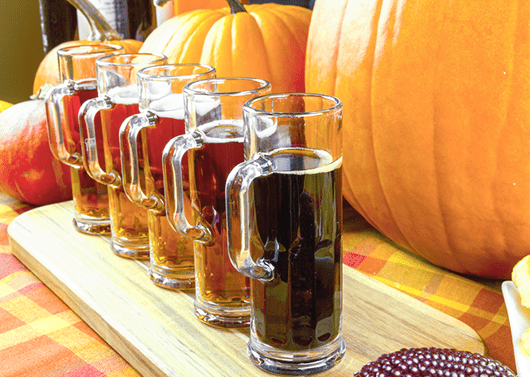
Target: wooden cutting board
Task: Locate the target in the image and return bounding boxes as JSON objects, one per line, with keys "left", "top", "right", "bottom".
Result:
{"left": 8, "top": 201, "right": 486, "bottom": 377}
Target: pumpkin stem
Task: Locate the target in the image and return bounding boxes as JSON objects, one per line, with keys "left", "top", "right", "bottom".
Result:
{"left": 66, "top": 0, "right": 122, "bottom": 41}
{"left": 226, "top": 0, "right": 247, "bottom": 14}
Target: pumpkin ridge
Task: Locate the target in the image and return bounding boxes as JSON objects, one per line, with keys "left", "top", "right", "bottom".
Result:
{"left": 490, "top": 4, "right": 525, "bottom": 264}
{"left": 268, "top": 6, "right": 312, "bottom": 30}
{"left": 200, "top": 14, "right": 235, "bottom": 76}
{"left": 172, "top": 11, "right": 226, "bottom": 61}
{"left": 424, "top": 4, "right": 475, "bottom": 275}
{"left": 431, "top": 0, "right": 455, "bottom": 268}
{"left": 370, "top": 0, "right": 438, "bottom": 256}
{"left": 336, "top": 0, "right": 381, "bottom": 229}
{"left": 226, "top": 11, "right": 271, "bottom": 81}
{"left": 306, "top": 0, "right": 343, "bottom": 93}
{"left": 271, "top": 7, "right": 312, "bottom": 29}
{"left": 140, "top": 16, "right": 180, "bottom": 52}
{"left": 229, "top": 14, "right": 235, "bottom": 76}
{"left": 249, "top": 10, "right": 298, "bottom": 92}
{"left": 177, "top": 12, "right": 227, "bottom": 63}
{"left": 349, "top": 0, "right": 414, "bottom": 251}
{"left": 428, "top": 1, "right": 523, "bottom": 276}
{"left": 144, "top": 10, "right": 222, "bottom": 56}
{"left": 265, "top": 7, "right": 311, "bottom": 57}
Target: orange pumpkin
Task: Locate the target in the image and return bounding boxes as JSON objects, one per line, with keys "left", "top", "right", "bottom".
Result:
{"left": 0, "top": 99, "right": 72, "bottom": 205}
{"left": 140, "top": 0, "right": 311, "bottom": 93}
{"left": 306, "top": 0, "right": 530, "bottom": 278}
{"left": 33, "top": 39, "right": 143, "bottom": 95}
{"left": 32, "top": 0, "right": 145, "bottom": 94}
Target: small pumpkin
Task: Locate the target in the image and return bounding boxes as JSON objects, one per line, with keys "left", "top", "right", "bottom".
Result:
{"left": 140, "top": 0, "right": 311, "bottom": 93}
{"left": 0, "top": 99, "right": 72, "bottom": 205}
{"left": 306, "top": 0, "right": 530, "bottom": 278}
{"left": 33, "top": 0, "right": 144, "bottom": 94}
{"left": 33, "top": 40, "right": 143, "bottom": 95}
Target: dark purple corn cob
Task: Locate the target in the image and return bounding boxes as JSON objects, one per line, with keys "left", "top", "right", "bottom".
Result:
{"left": 354, "top": 347, "right": 516, "bottom": 377}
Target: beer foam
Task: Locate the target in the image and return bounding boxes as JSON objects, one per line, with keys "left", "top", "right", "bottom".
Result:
{"left": 194, "top": 96, "right": 221, "bottom": 117}
{"left": 108, "top": 84, "right": 139, "bottom": 105}
{"left": 268, "top": 148, "right": 339, "bottom": 175}
{"left": 150, "top": 93, "right": 185, "bottom": 119}
{"left": 255, "top": 118, "right": 277, "bottom": 138}
{"left": 200, "top": 119, "right": 244, "bottom": 142}
{"left": 147, "top": 80, "right": 172, "bottom": 98}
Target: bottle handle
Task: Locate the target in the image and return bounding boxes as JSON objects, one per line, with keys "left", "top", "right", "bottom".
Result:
{"left": 225, "top": 155, "right": 275, "bottom": 281}
{"left": 119, "top": 112, "right": 165, "bottom": 213}
{"left": 66, "top": 0, "right": 121, "bottom": 41}
{"left": 162, "top": 131, "right": 213, "bottom": 245}
{"left": 79, "top": 95, "right": 121, "bottom": 187}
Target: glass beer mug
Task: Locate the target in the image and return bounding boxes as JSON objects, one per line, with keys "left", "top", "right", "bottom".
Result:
{"left": 119, "top": 63, "right": 216, "bottom": 289}
{"left": 163, "top": 77, "right": 271, "bottom": 327}
{"left": 45, "top": 44, "right": 123, "bottom": 234}
{"left": 225, "top": 93, "right": 345, "bottom": 374}
{"left": 79, "top": 53, "right": 167, "bottom": 259}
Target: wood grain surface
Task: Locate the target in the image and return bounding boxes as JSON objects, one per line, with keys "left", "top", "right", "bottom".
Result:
{"left": 8, "top": 201, "right": 486, "bottom": 377}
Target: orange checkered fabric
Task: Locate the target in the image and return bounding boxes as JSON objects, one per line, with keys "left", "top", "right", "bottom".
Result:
{"left": 0, "top": 192, "right": 515, "bottom": 375}
{"left": 0, "top": 192, "right": 139, "bottom": 377}
{"left": 342, "top": 205, "right": 514, "bottom": 371}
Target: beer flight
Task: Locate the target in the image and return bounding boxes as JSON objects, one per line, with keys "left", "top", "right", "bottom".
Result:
{"left": 44, "top": 44, "right": 345, "bottom": 375}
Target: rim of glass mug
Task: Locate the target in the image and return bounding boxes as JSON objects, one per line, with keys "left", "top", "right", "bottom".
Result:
{"left": 182, "top": 77, "right": 272, "bottom": 96}
{"left": 57, "top": 44, "right": 125, "bottom": 57}
{"left": 243, "top": 92, "right": 343, "bottom": 118}
{"left": 95, "top": 52, "right": 168, "bottom": 68}
{"left": 137, "top": 63, "right": 216, "bottom": 82}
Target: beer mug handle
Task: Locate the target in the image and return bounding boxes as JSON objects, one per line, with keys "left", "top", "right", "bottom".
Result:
{"left": 225, "top": 155, "right": 275, "bottom": 281}
{"left": 163, "top": 131, "right": 213, "bottom": 245}
{"left": 120, "top": 112, "right": 165, "bottom": 213}
{"left": 45, "top": 80, "right": 95, "bottom": 168}
{"left": 79, "top": 96, "right": 121, "bottom": 187}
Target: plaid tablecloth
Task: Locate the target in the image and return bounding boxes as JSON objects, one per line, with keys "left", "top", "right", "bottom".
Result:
{"left": 0, "top": 190, "right": 515, "bottom": 376}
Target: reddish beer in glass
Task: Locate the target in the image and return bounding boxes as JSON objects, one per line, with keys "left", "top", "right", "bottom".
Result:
{"left": 120, "top": 64, "right": 216, "bottom": 289}
{"left": 163, "top": 77, "right": 271, "bottom": 327}
{"left": 45, "top": 44, "right": 123, "bottom": 234}
{"left": 79, "top": 53, "right": 167, "bottom": 259}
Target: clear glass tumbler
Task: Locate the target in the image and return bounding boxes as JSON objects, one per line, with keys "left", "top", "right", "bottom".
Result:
{"left": 163, "top": 77, "right": 271, "bottom": 327}
{"left": 226, "top": 93, "right": 346, "bottom": 375}
{"left": 79, "top": 53, "right": 167, "bottom": 259}
{"left": 119, "top": 63, "right": 216, "bottom": 289}
{"left": 45, "top": 44, "right": 123, "bottom": 234}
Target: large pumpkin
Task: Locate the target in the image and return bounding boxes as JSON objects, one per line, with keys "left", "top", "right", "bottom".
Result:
{"left": 306, "top": 0, "right": 530, "bottom": 279}
{"left": 140, "top": 0, "right": 311, "bottom": 93}
{"left": 0, "top": 99, "right": 72, "bottom": 206}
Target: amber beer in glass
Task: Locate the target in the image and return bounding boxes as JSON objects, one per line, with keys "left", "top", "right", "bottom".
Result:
{"left": 119, "top": 63, "right": 216, "bottom": 289}
{"left": 45, "top": 44, "right": 123, "bottom": 234}
{"left": 163, "top": 77, "right": 271, "bottom": 327}
{"left": 226, "top": 93, "right": 345, "bottom": 374}
{"left": 79, "top": 53, "right": 167, "bottom": 259}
